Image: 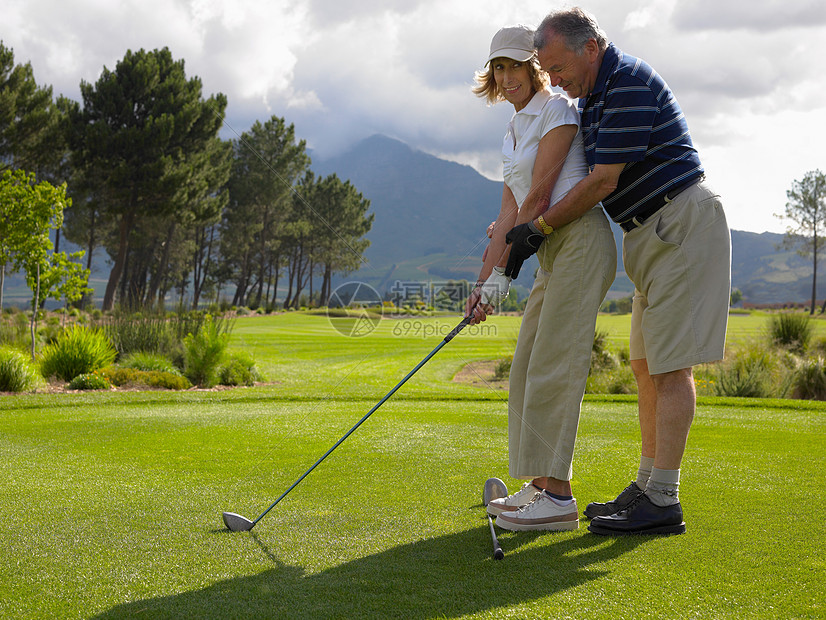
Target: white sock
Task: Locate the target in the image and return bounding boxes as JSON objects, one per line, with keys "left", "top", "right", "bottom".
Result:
{"left": 543, "top": 490, "right": 574, "bottom": 506}
{"left": 646, "top": 467, "right": 680, "bottom": 507}
{"left": 636, "top": 455, "right": 655, "bottom": 490}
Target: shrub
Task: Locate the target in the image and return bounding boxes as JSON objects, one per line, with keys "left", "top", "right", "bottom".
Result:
{"left": 0, "top": 347, "right": 42, "bottom": 392}
{"left": 101, "top": 367, "right": 191, "bottom": 390}
{"left": 120, "top": 351, "right": 182, "bottom": 375}
{"left": 586, "top": 364, "right": 637, "bottom": 395}
{"left": 590, "top": 329, "right": 618, "bottom": 373}
{"left": 39, "top": 318, "right": 62, "bottom": 345}
{"left": 808, "top": 335, "right": 826, "bottom": 357}
{"left": 218, "top": 352, "right": 264, "bottom": 387}
{"left": 142, "top": 371, "right": 191, "bottom": 390}
{"left": 714, "top": 347, "right": 775, "bottom": 398}
{"left": 39, "top": 326, "right": 117, "bottom": 382}
{"left": 493, "top": 355, "right": 513, "bottom": 381}
{"left": 769, "top": 313, "right": 813, "bottom": 353}
{"left": 68, "top": 371, "right": 111, "bottom": 390}
{"left": 101, "top": 313, "right": 177, "bottom": 358}
{"left": 183, "top": 316, "right": 229, "bottom": 387}
{"left": 0, "top": 312, "right": 29, "bottom": 349}
{"left": 791, "top": 357, "right": 826, "bottom": 400}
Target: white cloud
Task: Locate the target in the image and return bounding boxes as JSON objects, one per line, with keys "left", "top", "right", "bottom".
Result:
{"left": 3, "top": 0, "right": 826, "bottom": 233}
{"left": 674, "top": 0, "right": 826, "bottom": 31}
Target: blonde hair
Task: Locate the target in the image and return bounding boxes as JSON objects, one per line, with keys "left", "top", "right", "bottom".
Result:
{"left": 472, "top": 54, "right": 550, "bottom": 104}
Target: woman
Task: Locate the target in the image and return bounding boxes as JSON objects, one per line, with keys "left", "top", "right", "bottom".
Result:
{"left": 467, "top": 25, "right": 616, "bottom": 531}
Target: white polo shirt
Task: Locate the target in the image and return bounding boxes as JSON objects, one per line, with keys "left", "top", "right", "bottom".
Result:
{"left": 502, "top": 89, "right": 588, "bottom": 209}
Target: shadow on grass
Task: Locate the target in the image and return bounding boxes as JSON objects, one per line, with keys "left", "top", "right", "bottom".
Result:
{"left": 93, "top": 524, "right": 645, "bottom": 619}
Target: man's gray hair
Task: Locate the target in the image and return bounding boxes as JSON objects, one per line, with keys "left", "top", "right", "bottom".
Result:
{"left": 534, "top": 7, "right": 607, "bottom": 54}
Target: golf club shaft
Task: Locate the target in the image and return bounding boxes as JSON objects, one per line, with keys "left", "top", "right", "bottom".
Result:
{"left": 249, "top": 315, "right": 473, "bottom": 527}
{"left": 488, "top": 515, "right": 503, "bottom": 559}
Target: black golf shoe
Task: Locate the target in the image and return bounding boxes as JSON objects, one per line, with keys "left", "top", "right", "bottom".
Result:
{"left": 583, "top": 481, "right": 643, "bottom": 519}
{"left": 587, "top": 493, "right": 686, "bottom": 536}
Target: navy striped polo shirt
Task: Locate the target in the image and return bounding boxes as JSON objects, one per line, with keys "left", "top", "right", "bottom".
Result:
{"left": 580, "top": 43, "right": 704, "bottom": 223}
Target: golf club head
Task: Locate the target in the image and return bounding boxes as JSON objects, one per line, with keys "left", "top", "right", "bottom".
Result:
{"left": 483, "top": 477, "right": 508, "bottom": 506}
{"left": 222, "top": 512, "right": 254, "bottom": 532}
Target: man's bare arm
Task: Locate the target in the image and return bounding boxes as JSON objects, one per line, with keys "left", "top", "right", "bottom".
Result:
{"left": 534, "top": 162, "right": 625, "bottom": 230}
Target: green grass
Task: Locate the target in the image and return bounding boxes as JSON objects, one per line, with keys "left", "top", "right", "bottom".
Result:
{"left": 595, "top": 310, "right": 826, "bottom": 350}
{"left": 1, "top": 313, "right": 824, "bottom": 618}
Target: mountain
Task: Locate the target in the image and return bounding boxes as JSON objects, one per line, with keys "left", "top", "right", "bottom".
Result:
{"left": 312, "top": 134, "right": 510, "bottom": 290}
{"left": 312, "top": 134, "right": 634, "bottom": 300}
{"left": 729, "top": 229, "right": 812, "bottom": 304}
{"left": 313, "top": 134, "right": 813, "bottom": 305}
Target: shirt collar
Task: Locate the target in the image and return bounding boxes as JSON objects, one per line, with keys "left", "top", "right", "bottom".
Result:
{"left": 514, "top": 89, "right": 551, "bottom": 117}
{"left": 589, "top": 42, "right": 620, "bottom": 100}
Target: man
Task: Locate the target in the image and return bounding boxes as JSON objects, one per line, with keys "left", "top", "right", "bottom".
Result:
{"left": 505, "top": 7, "right": 731, "bottom": 535}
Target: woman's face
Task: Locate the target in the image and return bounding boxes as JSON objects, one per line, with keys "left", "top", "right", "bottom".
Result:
{"left": 492, "top": 57, "right": 535, "bottom": 112}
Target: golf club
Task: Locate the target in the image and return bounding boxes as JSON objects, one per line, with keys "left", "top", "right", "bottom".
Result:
{"left": 482, "top": 477, "right": 507, "bottom": 507}
{"left": 223, "top": 315, "right": 474, "bottom": 532}
{"left": 483, "top": 477, "right": 508, "bottom": 560}
{"left": 488, "top": 515, "right": 504, "bottom": 560}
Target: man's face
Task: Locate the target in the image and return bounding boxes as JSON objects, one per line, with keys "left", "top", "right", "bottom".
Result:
{"left": 537, "top": 35, "right": 597, "bottom": 100}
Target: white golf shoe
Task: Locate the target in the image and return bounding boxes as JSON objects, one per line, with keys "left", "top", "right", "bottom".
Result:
{"left": 496, "top": 492, "right": 579, "bottom": 531}
{"left": 486, "top": 482, "right": 542, "bottom": 516}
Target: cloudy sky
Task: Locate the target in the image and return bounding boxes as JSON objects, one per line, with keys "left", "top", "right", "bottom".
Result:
{"left": 5, "top": 0, "right": 826, "bottom": 234}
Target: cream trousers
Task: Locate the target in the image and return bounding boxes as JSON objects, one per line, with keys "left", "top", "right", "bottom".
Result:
{"left": 508, "top": 206, "right": 616, "bottom": 480}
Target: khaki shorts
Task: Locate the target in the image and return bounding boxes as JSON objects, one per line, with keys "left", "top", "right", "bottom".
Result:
{"left": 624, "top": 180, "right": 731, "bottom": 375}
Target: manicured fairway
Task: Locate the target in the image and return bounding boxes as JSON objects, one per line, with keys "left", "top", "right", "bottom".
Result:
{"left": 596, "top": 310, "right": 826, "bottom": 349}
{"left": 1, "top": 314, "right": 824, "bottom": 618}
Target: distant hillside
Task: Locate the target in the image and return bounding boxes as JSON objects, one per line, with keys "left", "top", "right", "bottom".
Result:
{"left": 729, "top": 229, "right": 813, "bottom": 304}
{"left": 312, "top": 135, "right": 633, "bottom": 300}
{"left": 313, "top": 135, "right": 813, "bottom": 306}
{"left": 312, "top": 135, "right": 504, "bottom": 285}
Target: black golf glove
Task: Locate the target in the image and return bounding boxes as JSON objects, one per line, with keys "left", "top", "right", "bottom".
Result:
{"left": 505, "top": 221, "right": 545, "bottom": 279}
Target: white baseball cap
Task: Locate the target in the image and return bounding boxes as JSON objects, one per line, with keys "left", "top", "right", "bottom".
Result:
{"left": 486, "top": 25, "right": 535, "bottom": 65}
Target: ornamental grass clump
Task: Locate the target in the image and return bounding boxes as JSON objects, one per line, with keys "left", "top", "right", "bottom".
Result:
{"left": 101, "top": 367, "right": 191, "bottom": 390}
{"left": 120, "top": 351, "right": 182, "bottom": 376}
{"left": 68, "top": 371, "right": 111, "bottom": 391}
{"left": 769, "top": 312, "right": 813, "bottom": 353}
{"left": 39, "top": 325, "right": 117, "bottom": 382}
{"left": 714, "top": 345, "right": 789, "bottom": 398}
{"left": 100, "top": 312, "right": 178, "bottom": 358}
{"left": 183, "top": 316, "right": 229, "bottom": 387}
{"left": 790, "top": 356, "right": 826, "bottom": 400}
{"left": 0, "top": 311, "right": 29, "bottom": 349}
{"left": 0, "top": 346, "right": 42, "bottom": 392}
{"left": 493, "top": 355, "right": 513, "bottom": 381}
{"left": 218, "top": 352, "right": 264, "bottom": 387}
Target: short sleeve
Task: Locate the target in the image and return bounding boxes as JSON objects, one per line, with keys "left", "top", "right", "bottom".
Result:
{"left": 538, "top": 95, "right": 581, "bottom": 139}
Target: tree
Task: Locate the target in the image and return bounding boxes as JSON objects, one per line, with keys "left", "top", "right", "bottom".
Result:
{"left": 27, "top": 250, "right": 90, "bottom": 357}
{"left": 222, "top": 116, "right": 310, "bottom": 307}
{"left": 60, "top": 163, "right": 115, "bottom": 308}
{"left": 144, "top": 136, "right": 232, "bottom": 308}
{"left": 67, "top": 47, "right": 226, "bottom": 310}
{"left": 301, "top": 173, "right": 373, "bottom": 306}
{"left": 0, "top": 169, "right": 88, "bottom": 355}
{"left": 777, "top": 170, "right": 826, "bottom": 314}
{"left": 0, "top": 169, "right": 63, "bottom": 306}
{"left": 0, "top": 41, "right": 65, "bottom": 178}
